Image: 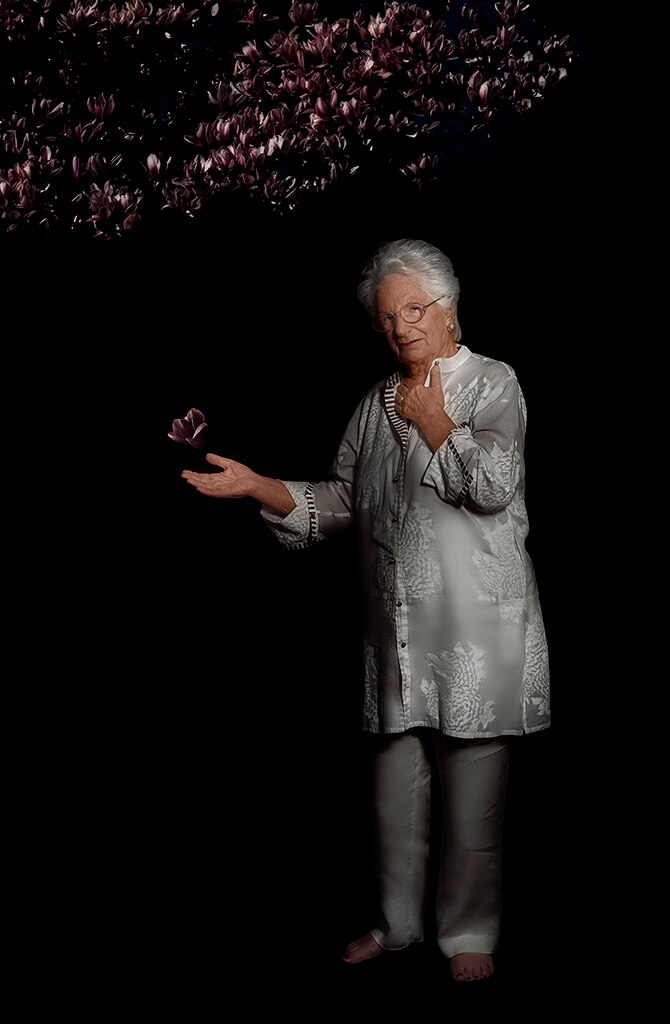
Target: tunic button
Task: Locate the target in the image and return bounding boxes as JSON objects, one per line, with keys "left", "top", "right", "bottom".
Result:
{"left": 392, "top": 476, "right": 400, "bottom": 483}
{"left": 397, "top": 601, "right": 402, "bottom": 607}
{"left": 400, "top": 642, "right": 407, "bottom": 648}
{"left": 392, "top": 516, "right": 398, "bottom": 523}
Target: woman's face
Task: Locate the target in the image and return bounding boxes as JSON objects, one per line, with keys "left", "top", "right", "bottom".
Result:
{"left": 374, "top": 274, "right": 458, "bottom": 370}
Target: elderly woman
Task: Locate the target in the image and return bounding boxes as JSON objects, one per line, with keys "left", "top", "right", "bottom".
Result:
{"left": 182, "top": 239, "right": 550, "bottom": 984}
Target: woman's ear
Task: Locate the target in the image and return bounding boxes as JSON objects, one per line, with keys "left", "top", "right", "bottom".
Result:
{"left": 443, "top": 300, "right": 456, "bottom": 327}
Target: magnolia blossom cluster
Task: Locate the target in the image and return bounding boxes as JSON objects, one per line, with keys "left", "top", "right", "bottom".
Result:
{"left": 1, "top": 0, "right": 573, "bottom": 236}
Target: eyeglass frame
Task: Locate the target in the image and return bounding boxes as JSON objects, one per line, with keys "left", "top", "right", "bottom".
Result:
{"left": 372, "top": 294, "right": 448, "bottom": 333}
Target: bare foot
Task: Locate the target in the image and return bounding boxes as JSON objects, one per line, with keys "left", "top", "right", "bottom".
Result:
{"left": 342, "top": 933, "right": 383, "bottom": 964}
{"left": 449, "top": 953, "right": 494, "bottom": 983}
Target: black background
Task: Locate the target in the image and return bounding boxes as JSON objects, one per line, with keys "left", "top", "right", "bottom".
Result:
{"left": 6, "top": 1, "right": 627, "bottom": 1010}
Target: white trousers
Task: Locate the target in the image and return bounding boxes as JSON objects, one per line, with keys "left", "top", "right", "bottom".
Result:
{"left": 369, "top": 729, "right": 509, "bottom": 959}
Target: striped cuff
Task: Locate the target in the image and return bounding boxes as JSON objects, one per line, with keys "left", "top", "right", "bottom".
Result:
{"left": 260, "top": 480, "right": 314, "bottom": 550}
{"left": 446, "top": 431, "right": 474, "bottom": 508}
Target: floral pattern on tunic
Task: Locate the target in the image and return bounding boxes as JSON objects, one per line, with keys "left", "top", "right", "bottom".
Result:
{"left": 363, "top": 643, "right": 380, "bottom": 731}
{"left": 522, "top": 618, "right": 550, "bottom": 721}
{"left": 499, "top": 598, "right": 526, "bottom": 625}
{"left": 372, "top": 554, "right": 399, "bottom": 619}
{"left": 372, "top": 504, "right": 443, "bottom": 613}
{"left": 508, "top": 491, "right": 529, "bottom": 530}
{"left": 400, "top": 503, "right": 443, "bottom": 604}
{"left": 490, "top": 438, "right": 520, "bottom": 491}
{"left": 420, "top": 642, "right": 496, "bottom": 733}
{"left": 359, "top": 469, "right": 382, "bottom": 511}
{"left": 445, "top": 375, "right": 504, "bottom": 425}
{"left": 473, "top": 518, "right": 526, "bottom": 600}
{"left": 465, "top": 437, "right": 521, "bottom": 510}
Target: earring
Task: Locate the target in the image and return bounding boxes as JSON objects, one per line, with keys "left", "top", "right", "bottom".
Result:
{"left": 448, "top": 323, "right": 455, "bottom": 331}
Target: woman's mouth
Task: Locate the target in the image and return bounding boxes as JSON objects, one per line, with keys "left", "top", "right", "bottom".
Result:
{"left": 398, "top": 338, "right": 420, "bottom": 348}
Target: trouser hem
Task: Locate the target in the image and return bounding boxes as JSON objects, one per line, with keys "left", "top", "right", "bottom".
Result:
{"left": 439, "top": 934, "right": 499, "bottom": 959}
{"left": 370, "top": 928, "right": 424, "bottom": 952}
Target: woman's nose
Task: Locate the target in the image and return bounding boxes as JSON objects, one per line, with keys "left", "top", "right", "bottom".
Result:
{"left": 393, "top": 317, "right": 409, "bottom": 339}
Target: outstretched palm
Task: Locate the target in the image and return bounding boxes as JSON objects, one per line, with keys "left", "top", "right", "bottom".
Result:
{"left": 182, "top": 453, "right": 256, "bottom": 499}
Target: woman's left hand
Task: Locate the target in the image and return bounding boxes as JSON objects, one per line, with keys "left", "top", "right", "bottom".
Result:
{"left": 395, "top": 364, "right": 456, "bottom": 451}
{"left": 395, "top": 364, "right": 444, "bottom": 423}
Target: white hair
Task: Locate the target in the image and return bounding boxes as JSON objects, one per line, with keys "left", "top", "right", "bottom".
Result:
{"left": 357, "top": 238, "right": 462, "bottom": 341}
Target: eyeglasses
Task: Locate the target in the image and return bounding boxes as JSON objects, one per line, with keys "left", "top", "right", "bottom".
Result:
{"left": 372, "top": 295, "right": 447, "bottom": 333}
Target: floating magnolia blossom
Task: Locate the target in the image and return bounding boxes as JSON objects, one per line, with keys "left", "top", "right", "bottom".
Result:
{"left": 1, "top": 1, "right": 575, "bottom": 235}
{"left": 168, "top": 409, "right": 208, "bottom": 449}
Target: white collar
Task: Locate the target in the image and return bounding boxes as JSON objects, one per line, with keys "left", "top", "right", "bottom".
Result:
{"left": 423, "top": 345, "right": 472, "bottom": 384}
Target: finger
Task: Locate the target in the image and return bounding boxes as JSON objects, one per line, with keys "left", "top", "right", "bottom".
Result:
{"left": 182, "top": 470, "right": 216, "bottom": 485}
{"left": 205, "top": 453, "right": 228, "bottom": 468}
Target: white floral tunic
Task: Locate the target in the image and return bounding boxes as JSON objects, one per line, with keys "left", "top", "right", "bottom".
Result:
{"left": 261, "top": 346, "right": 550, "bottom": 739}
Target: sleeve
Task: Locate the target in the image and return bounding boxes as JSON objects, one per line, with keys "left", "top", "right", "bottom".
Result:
{"left": 421, "top": 370, "right": 526, "bottom": 513}
{"left": 260, "top": 399, "right": 363, "bottom": 550}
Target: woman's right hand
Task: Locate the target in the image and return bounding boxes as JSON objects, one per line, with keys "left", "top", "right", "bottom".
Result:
{"left": 182, "top": 453, "right": 297, "bottom": 515}
{"left": 181, "top": 453, "right": 257, "bottom": 499}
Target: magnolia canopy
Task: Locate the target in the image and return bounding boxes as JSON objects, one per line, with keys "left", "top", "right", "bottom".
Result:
{"left": 1, "top": 1, "right": 573, "bottom": 236}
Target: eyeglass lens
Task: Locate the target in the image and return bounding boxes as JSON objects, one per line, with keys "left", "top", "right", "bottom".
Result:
{"left": 376, "top": 303, "right": 426, "bottom": 331}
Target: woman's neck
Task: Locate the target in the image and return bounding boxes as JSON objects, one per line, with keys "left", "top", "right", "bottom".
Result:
{"left": 402, "top": 343, "right": 460, "bottom": 380}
